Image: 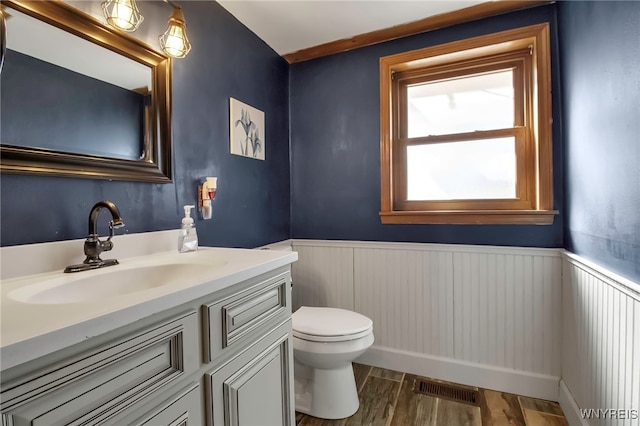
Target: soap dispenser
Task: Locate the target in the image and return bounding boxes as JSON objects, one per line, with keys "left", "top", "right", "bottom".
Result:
{"left": 178, "top": 205, "right": 198, "bottom": 253}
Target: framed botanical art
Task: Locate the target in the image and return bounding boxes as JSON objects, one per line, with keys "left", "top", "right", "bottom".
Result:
{"left": 230, "top": 98, "right": 265, "bottom": 160}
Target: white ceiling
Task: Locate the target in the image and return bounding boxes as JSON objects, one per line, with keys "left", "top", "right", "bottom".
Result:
{"left": 216, "top": 0, "right": 486, "bottom": 56}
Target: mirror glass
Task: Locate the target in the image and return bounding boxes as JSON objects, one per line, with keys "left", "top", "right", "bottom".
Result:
{"left": 0, "top": 1, "right": 172, "bottom": 182}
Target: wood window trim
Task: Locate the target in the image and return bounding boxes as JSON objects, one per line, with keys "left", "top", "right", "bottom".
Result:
{"left": 380, "top": 23, "right": 557, "bottom": 225}
{"left": 393, "top": 55, "right": 532, "bottom": 212}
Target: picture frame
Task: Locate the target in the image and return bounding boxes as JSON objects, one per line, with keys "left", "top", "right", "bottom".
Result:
{"left": 229, "top": 97, "right": 265, "bottom": 160}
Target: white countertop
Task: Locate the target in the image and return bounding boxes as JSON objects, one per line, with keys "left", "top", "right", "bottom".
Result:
{"left": 0, "top": 247, "right": 297, "bottom": 371}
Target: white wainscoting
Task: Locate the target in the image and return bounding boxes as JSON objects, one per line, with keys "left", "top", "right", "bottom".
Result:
{"left": 291, "top": 244, "right": 355, "bottom": 311}
{"left": 291, "top": 240, "right": 563, "bottom": 400}
{"left": 561, "top": 253, "right": 640, "bottom": 426}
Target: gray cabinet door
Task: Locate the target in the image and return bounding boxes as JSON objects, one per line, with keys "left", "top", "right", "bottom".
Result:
{"left": 207, "top": 321, "right": 293, "bottom": 426}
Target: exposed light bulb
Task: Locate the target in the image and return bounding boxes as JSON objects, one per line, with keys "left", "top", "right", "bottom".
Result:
{"left": 102, "top": 0, "right": 144, "bottom": 32}
{"left": 113, "top": 2, "right": 133, "bottom": 28}
{"left": 159, "top": 8, "right": 191, "bottom": 58}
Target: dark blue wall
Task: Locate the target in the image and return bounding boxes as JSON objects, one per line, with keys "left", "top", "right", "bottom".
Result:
{"left": 1, "top": 50, "right": 144, "bottom": 160}
{"left": 5, "top": 0, "right": 638, "bottom": 281}
{"left": 290, "top": 5, "right": 564, "bottom": 247}
{"left": 558, "top": 1, "right": 640, "bottom": 282}
{"left": 0, "top": 1, "right": 290, "bottom": 248}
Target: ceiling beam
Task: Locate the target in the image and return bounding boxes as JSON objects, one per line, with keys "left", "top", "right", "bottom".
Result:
{"left": 283, "top": 0, "right": 553, "bottom": 64}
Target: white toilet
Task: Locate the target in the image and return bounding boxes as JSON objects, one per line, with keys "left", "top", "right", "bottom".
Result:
{"left": 292, "top": 306, "right": 374, "bottom": 419}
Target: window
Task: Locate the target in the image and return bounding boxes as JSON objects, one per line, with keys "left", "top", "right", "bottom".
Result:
{"left": 380, "top": 24, "right": 556, "bottom": 224}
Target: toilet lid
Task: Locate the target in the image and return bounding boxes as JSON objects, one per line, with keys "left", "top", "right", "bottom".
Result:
{"left": 292, "top": 307, "right": 373, "bottom": 341}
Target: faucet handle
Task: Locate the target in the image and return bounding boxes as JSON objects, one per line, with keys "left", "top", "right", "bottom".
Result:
{"left": 101, "top": 239, "right": 114, "bottom": 252}
{"left": 107, "top": 220, "right": 125, "bottom": 242}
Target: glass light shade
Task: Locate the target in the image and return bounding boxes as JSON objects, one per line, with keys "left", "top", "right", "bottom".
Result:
{"left": 101, "top": 0, "right": 144, "bottom": 32}
{"left": 159, "top": 8, "right": 191, "bottom": 58}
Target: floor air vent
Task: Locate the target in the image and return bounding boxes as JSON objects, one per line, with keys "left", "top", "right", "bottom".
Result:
{"left": 415, "top": 380, "right": 479, "bottom": 406}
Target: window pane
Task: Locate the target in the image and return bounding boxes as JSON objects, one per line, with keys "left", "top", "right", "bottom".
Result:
{"left": 407, "top": 70, "right": 514, "bottom": 138}
{"left": 407, "top": 137, "right": 516, "bottom": 201}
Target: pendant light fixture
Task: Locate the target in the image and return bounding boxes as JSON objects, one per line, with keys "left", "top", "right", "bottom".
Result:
{"left": 159, "top": 5, "right": 191, "bottom": 59}
{"left": 101, "top": 0, "right": 191, "bottom": 59}
{"left": 101, "top": 0, "right": 144, "bottom": 32}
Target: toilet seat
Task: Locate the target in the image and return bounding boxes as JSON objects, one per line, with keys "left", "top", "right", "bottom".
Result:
{"left": 293, "top": 328, "right": 372, "bottom": 342}
{"left": 292, "top": 307, "right": 373, "bottom": 342}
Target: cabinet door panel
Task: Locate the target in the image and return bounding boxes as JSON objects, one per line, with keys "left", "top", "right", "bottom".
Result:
{"left": 225, "top": 344, "right": 284, "bottom": 426}
{"left": 206, "top": 321, "right": 293, "bottom": 426}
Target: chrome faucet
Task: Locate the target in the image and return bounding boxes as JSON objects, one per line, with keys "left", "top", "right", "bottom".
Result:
{"left": 64, "top": 201, "right": 125, "bottom": 273}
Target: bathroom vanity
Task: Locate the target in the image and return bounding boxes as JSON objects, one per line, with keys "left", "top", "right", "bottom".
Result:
{"left": 0, "top": 247, "right": 297, "bottom": 425}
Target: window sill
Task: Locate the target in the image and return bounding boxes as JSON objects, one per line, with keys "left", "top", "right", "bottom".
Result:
{"left": 379, "top": 210, "right": 558, "bottom": 225}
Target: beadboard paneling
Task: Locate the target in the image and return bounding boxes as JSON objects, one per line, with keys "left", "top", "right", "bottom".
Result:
{"left": 291, "top": 240, "right": 640, "bottom": 412}
{"left": 291, "top": 244, "right": 354, "bottom": 310}
{"left": 291, "top": 240, "right": 562, "bottom": 383}
{"left": 353, "top": 247, "right": 454, "bottom": 358}
{"left": 561, "top": 254, "right": 640, "bottom": 426}
{"left": 453, "top": 252, "right": 562, "bottom": 376}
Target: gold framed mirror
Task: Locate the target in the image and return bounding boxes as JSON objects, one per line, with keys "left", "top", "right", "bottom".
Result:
{"left": 0, "top": 0, "right": 172, "bottom": 183}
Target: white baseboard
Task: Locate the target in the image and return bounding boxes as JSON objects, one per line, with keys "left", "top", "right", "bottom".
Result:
{"left": 559, "top": 380, "right": 589, "bottom": 426}
{"left": 357, "top": 345, "right": 560, "bottom": 402}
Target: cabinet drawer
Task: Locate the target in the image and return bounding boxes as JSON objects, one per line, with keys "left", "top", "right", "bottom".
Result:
{"left": 203, "top": 271, "right": 290, "bottom": 364}
{"left": 0, "top": 311, "right": 198, "bottom": 425}
{"left": 131, "top": 383, "right": 202, "bottom": 426}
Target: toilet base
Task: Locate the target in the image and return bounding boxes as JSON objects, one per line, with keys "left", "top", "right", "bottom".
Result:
{"left": 294, "top": 361, "right": 359, "bottom": 419}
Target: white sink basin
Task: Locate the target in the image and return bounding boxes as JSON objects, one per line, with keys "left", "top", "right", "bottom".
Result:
{"left": 8, "top": 263, "right": 215, "bottom": 305}
{"left": 0, "top": 247, "right": 299, "bottom": 371}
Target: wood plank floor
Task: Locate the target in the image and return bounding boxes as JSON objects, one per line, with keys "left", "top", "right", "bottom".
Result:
{"left": 296, "top": 364, "right": 568, "bottom": 426}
